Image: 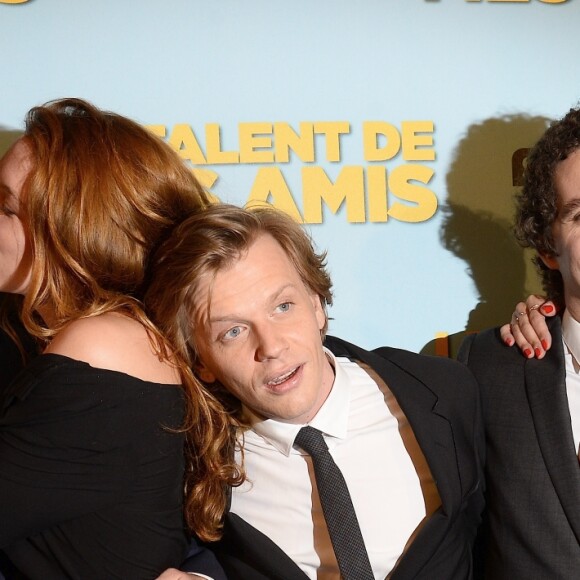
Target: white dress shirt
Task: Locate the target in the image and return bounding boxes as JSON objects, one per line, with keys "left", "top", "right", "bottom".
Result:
{"left": 231, "top": 349, "right": 439, "bottom": 579}
{"left": 561, "top": 309, "right": 580, "bottom": 454}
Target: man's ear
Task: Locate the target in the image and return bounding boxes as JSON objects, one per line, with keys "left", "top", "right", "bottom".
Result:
{"left": 539, "top": 253, "right": 559, "bottom": 271}
{"left": 196, "top": 363, "right": 216, "bottom": 384}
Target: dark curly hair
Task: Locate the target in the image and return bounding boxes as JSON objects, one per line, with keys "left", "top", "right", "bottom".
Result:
{"left": 515, "top": 107, "right": 580, "bottom": 309}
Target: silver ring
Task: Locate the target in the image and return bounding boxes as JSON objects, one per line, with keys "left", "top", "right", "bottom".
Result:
{"left": 529, "top": 304, "right": 540, "bottom": 311}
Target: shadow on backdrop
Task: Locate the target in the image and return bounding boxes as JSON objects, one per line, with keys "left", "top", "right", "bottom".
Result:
{"left": 0, "top": 128, "right": 23, "bottom": 156}
{"left": 421, "top": 114, "right": 550, "bottom": 358}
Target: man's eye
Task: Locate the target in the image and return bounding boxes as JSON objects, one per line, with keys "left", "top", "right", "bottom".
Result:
{"left": 223, "top": 326, "right": 242, "bottom": 340}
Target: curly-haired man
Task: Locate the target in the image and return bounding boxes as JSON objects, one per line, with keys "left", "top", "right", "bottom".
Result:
{"left": 460, "top": 107, "right": 580, "bottom": 579}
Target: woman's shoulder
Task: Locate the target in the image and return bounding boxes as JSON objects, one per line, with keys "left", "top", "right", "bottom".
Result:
{"left": 44, "top": 313, "right": 180, "bottom": 385}
{"left": 2, "top": 351, "right": 185, "bottom": 440}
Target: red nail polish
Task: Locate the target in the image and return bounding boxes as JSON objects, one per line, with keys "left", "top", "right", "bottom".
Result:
{"left": 535, "top": 347, "right": 542, "bottom": 358}
{"left": 541, "top": 339, "right": 549, "bottom": 350}
{"left": 504, "top": 337, "right": 514, "bottom": 346}
{"left": 543, "top": 304, "right": 554, "bottom": 314}
{"left": 524, "top": 348, "right": 533, "bottom": 358}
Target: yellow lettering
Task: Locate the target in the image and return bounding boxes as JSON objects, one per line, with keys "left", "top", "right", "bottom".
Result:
{"left": 239, "top": 123, "right": 274, "bottom": 163}
{"left": 205, "top": 124, "right": 239, "bottom": 165}
{"left": 401, "top": 121, "right": 435, "bottom": 161}
{"left": 367, "top": 166, "right": 389, "bottom": 223}
{"left": 247, "top": 167, "right": 303, "bottom": 221}
{"left": 274, "top": 123, "right": 315, "bottom": 163}
{"left": 388, "top": 165, "right": 437, "bottom": 223}
{"left": 191, "top": 169, "right": 220, "bottom": 190}
{"left": 313, "top": 122, "right": 350, "bottom": 162}
{"left": 363, "top": 122, "right": 401, "bottom": 162}
{"left": 302, "top": 166, "right": 365, "bottom": 224}
{"left": 145, "top": 125, "right": 166, "bottom": 138}
{"left": 167, "top": 124, "right": 207, "bottom": 164}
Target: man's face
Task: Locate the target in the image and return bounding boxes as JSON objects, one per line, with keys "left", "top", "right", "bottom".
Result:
{"left": 542, "top": 149, "right": 580, "bottom": 317}
{"left": 193, "top": 233, "right": 335, "bottom": 424}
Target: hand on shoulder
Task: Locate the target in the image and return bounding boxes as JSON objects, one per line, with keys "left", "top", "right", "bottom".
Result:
{"left": 500, "top": 295, "right": 557, "bottom": 359}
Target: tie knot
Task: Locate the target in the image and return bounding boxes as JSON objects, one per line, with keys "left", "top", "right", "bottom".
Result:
{"left": 295, "top": 425, "right": 328, "bottom": 457}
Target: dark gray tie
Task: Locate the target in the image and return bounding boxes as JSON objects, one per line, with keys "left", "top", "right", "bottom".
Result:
{"left": 294, "top": 425, "right": 374, "bottom": 580}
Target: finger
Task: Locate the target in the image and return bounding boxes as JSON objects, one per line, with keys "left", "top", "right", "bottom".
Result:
{"left": 527, "top": 303, "right": 553, "bottom": 353}
{"left": 524, "top": 294, "right": 548, "bottom": 310}
{"left": 523, "top": 295, "right": 556, "bottom": 353}
{"left": 506, "top": 314, "right": 534, "bottom": 358}
{"left": 513, "top": 303, "right": 549, "bottom": 358}
{"left": 539, "top": 300, "right": 557, "bottom": 317}
{"left": 507, "top": 303, "right": 536, "bottom": 358}
{"left": 524, "top": 294, "right": 556, "bottom": 318}
{"left": 526, "top": 294, "right": 556, "bottom": 316}
{"left": 499, "top": 323, "right": 516, "bottom": 347}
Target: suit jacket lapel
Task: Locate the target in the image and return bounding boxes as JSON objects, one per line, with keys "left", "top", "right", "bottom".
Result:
{"left": 217, "top": 513, "right": 309, "bottom": 580}
{"left": 325, "top": 337, "right": 462, "bottom": 579}
{"left": 377, "top": 353, "right": 461, "bottom": 514}
{"left": 525, "top": 318, "right": 580, "bottom": 542}
{"left": 330, "top": 339, "right": 462, "bottom": 512}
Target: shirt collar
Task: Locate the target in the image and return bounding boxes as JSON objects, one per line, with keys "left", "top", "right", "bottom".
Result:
{"left": 243, "top": 347, "right": 352, "bottom": 456}
{"left": 562, "top": 309, "right": 580, "bottom": 371}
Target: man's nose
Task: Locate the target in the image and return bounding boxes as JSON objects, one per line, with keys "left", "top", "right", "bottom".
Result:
{"left": 254, "top": 323, "right": 287, "bottom": 361}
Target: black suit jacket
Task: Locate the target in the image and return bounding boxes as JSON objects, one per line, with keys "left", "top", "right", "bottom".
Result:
{"left": 201, "top": 336, "right": 485, "bottom": 579}
{"left": 459, "top": 318, "right": 580, "bottom": 579}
